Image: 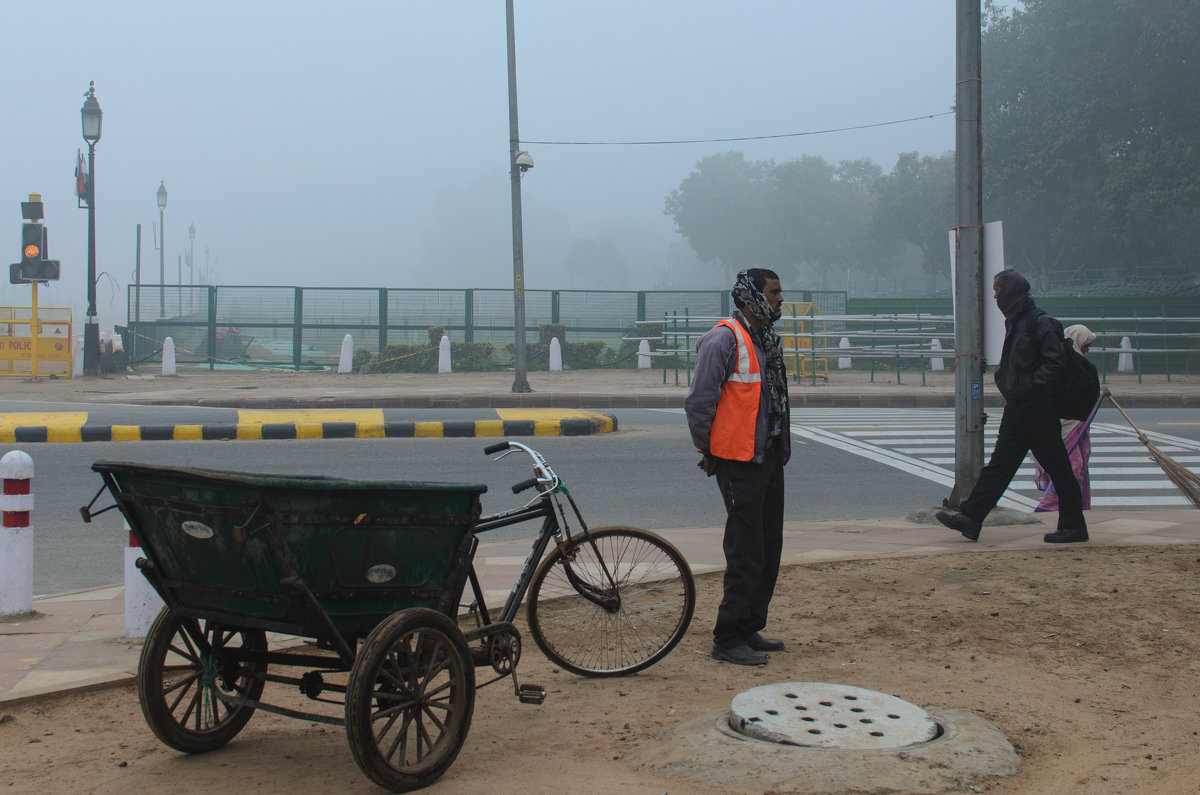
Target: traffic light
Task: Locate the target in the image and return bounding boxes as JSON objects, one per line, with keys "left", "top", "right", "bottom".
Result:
{"left": 21, "top": 223, "right": 41, "bottom": 266}
{"left": 11, "top": 222, "right": 60, "bottom": 282}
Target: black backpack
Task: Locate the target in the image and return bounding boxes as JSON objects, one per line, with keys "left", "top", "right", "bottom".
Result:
{"left": 1056, "top": 337, "right": 1101, "bottom": 421}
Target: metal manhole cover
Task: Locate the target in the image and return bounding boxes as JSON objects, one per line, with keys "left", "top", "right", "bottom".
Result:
{"left": 730, "top": 682, "right": 939, "bottom": 750}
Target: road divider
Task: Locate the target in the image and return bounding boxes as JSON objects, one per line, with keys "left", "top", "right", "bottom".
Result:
{"left": 0, "top": 409, "right": 617, "bottom": 443}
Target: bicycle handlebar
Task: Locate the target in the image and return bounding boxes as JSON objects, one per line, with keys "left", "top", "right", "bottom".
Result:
{"left": 512, "top": 478, "right": 539, "bottom": 494}
{"left": 484, "top": 440, "right": 560, "bottom": 499}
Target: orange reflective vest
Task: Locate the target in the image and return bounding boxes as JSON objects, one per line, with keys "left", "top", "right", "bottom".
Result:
{"left": 709, "top": 319, "right": 761, "bottom": 461}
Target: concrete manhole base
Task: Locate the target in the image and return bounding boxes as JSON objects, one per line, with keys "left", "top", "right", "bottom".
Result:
{"left": 629, "top": 703, "right": 1017, "bottom": 794}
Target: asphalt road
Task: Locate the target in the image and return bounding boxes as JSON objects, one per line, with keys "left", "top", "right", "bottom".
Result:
{"left": 3, "top": 406, "right": 1195, "bottom": 595}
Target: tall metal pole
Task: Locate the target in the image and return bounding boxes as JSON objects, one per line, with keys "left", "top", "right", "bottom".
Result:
{"left": 135, "top": 224, "right": 141, "bottom": 321}
{"left": 948, "top": 0, "right": 986, "bottom": 507}
{"left": 505, "top": 0, "right": 531, "bottom": 393}
{"left": 83, "top": 139, "right": 99, "bottom": 375}
{"left": 158, "top": 204, "right": 165, "bottom": 317}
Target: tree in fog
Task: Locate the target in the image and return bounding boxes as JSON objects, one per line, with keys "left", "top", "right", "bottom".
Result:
{"left": 560, "top": 238, "right": 630, "bottom": 288}
{"left": 767, "top": 156, "right": 891, "bottom": 290}
{"left": 663, "top": 152, "right": 774, "bottom": 279}
{"left": 875, "top": 152, "right": 955, "bottom": 291}
{"left": 983, "top": 0, "right": 1200, "bottom": 286}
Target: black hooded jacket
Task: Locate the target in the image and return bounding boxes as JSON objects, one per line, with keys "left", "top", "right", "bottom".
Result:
{"left": 993, "top": 297, "right": 1067, "bottom": 407}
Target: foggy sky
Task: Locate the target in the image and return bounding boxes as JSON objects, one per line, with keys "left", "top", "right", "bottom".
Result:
{"left": 1, "top": 1, "right": 954, "bottom": 330}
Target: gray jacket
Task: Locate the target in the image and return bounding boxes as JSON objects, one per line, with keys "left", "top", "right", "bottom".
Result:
{"left": 684, "top": 315, "right": 791, "bottom": 465}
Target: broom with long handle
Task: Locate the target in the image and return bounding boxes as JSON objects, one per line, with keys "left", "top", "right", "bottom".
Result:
{"left": 1107, "top": 395, "right": 1200, "bottom": 510}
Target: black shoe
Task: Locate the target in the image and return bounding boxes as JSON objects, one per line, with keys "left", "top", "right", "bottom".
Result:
{"left": 747, "top": 633, "right": 785, "bottom": 652}
{"left": 711, "top": 642, "right": 768, "bottom": 666}
{"left": 1044, "top": 527, "right": 1089, "bottom": 543}
{"left": 935, "top": 510, "right": 982, "bottom": 541}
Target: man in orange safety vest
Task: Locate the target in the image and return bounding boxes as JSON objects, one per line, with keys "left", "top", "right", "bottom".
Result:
{"left": 685, "top": 268, "right": 791, "bottom": 666}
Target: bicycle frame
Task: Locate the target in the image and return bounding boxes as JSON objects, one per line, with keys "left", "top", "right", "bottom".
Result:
{"left": 463, "top": 442, "right": 620, "bottom": 628}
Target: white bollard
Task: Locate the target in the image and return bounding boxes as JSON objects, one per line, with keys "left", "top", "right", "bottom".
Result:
{"left": 838, "top": 337, "right": 852, "bottom": 369}
{"left": 72, "top": 337, "right": 84, "bottom": 377}
{"left": 438, "top": 335, "right": 452, "bottom": 373}
{"left": 549, "top": 337, "right": 563, "bottom": 371}
{"left": 1, "top": 450, "right": 35, "bottom": 616}
{"left": 637, "top": 339, "right": 651, "bottom": 369}
{"left": 338, "top": 333, "right": 354, "bottom": 373}
{"left": 930, "top": 338, "right": 945, "bottom": 372}
{"left": 1118, "top": 336, "right": 1134, "bottom": 373}
{"left": 125, "top": 522, "right": 163, "bottom": 638}
{"left": 162, "top": 336, "right": 176, "bottom": 376}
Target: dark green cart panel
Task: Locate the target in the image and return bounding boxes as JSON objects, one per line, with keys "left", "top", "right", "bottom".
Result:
{"left": 92, "top": 461, "right": 487, "bottom": 637}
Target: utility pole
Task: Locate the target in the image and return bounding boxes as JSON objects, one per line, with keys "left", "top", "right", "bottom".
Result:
{"left": 505, "top": 0, "right": 531, "bottom": 393}
{"left": 948, "top": 0, "right": 986, "bottom": 507}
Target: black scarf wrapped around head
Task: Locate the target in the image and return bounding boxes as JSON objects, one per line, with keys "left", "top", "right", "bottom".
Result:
{"left": 995, "top": 270, "right": 1031, "bottom": 320}
{"left": 731, "top": 270, "right": 787, "bottom": 432}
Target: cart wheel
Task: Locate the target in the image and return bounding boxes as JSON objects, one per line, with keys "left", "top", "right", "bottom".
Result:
{"left": 528, "top": 526, "right": 696, "bottom": 677}
{"left": 345, "top": 608, "right": 475, "bottom": 792}
{"left": 137, "top": 608, "right": 267, "bottom": 754}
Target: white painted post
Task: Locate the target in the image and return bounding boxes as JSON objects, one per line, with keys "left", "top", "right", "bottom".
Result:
{"left": 838, "top": 337, "right": 852, "bottom": 369}
{"left": 125, "top": 521, "right": 163, "bottom": 638}
{"left": 1118, "top": 336, "right": 1134, "bottom": 373}
{"left": 337, "top": 333, "right": 354, "bottom": 373}
{"left": 438, "top": 335, "right": 452, "bottom": 373}
{"left": 0, "top": 451, "right": 35, "bottom": 616}
{"left": 72, "top": 337, "right": 84, "bottom": 377}
{"left": 549, "top": 337, "right": 563, "bottom": 371}
{"left": 637, "top": 339, "right": 651, "bottom": 369}
{"left": 162, "top": 337, "right": 176, "bottom": 376}
{"left": 930, "top": 338, "right": 945, "bottom": 372}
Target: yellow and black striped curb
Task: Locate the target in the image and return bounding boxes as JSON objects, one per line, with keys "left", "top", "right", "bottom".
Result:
{"left": 0, "top": 409, "right": 617, "bottom": 444}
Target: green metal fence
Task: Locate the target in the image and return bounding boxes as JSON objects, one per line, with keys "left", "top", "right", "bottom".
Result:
{"left": 122, "top": 285, "right": 1197, "bottom": 378}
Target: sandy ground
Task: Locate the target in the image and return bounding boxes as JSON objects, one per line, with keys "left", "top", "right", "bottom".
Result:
{"left": 2, "top": 544, "right": 1200, "bottom": 794}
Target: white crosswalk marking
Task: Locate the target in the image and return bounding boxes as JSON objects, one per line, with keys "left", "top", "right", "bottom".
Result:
{"left": 790, "top": 409, "right": 1200, "bottom": 509}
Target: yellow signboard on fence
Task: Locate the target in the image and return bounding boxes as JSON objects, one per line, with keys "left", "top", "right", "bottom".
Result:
{"left": 778, "top": 301, "right": 828, "bottom": 379}
{"left": 0, "top": 306, "right": 73, "bottom": 376}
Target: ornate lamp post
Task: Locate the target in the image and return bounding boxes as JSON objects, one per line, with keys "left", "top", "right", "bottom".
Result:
{"left": 156, "top": 182, "right": 167, "bottom": 317}
{"left": 80, "top": 82, "right": 102, "bottom": 375}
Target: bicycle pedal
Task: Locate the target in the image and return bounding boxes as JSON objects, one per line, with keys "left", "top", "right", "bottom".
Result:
{"left": 518, "top": 683, "right": 546, "bottom": 705}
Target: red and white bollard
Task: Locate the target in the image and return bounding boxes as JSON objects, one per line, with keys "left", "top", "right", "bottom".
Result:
{"left": 1, "top": 450, "right": 35, "bottom": 616}
{"left": 125, "top": 521, "right": 163, "bottom": 637}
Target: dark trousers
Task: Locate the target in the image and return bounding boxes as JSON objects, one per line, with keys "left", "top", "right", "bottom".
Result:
{"left": 961, "top": 397, "right": 1086, "bottom": 531}
{"left": 712, "top": 442, "right": 785, "bottom": 648}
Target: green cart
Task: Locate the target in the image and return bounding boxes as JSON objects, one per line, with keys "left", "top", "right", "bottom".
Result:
{"left": 83, "top": 445, "right": 696, "bottom": 791}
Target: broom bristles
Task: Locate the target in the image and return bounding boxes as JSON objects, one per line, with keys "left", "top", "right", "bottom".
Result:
{"left": 1110, "top": 395, "right": 1200, "bottom": 510}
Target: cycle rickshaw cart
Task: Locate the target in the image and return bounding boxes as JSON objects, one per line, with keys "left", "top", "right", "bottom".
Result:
{"left": 82, "top": 441, "right": 695, "bottom": 791}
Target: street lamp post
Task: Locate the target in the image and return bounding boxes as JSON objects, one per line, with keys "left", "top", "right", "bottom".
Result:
{"left": 156, "top": 182, "right": 167, "bottom": 317}
{"left": 505, "top": 0, "right": 531, "bottom": 393}
{"left": 80, "top": 82, "right": 102, "bottom": 376}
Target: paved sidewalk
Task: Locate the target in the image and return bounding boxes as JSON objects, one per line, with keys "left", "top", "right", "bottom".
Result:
{"left": 3, "top": 507, "right": 1198, "bottom": 704}
{"left": 2, "top": 366, "right": 1196, "bottom": 408}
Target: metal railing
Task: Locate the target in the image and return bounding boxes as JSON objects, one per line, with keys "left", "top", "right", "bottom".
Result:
{"left": 641, "top": 311, "right": 1200, "bottom": 386}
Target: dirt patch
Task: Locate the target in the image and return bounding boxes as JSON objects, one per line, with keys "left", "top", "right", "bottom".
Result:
{"left": 2, "top": 545, "right": 1199, "bottom": 793}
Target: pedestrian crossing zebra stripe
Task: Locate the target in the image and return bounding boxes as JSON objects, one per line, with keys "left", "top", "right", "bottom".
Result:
{"left": 789, "top": 422, "right": 1039, "bottom": 510}
{"left": 790, "top": 412, "right": 1200, "bottom": 509}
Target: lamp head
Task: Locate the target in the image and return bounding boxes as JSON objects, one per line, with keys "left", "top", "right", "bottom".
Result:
{"left": 81, "top": 82, "right": 103, "bottom": 143}
{"left": 157, "top": 181, "right": 167, "bottom": 210}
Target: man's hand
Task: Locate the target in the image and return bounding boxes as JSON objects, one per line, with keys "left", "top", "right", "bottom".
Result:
{"left": 697, "top": 452, "right": 719, "bottom": 477}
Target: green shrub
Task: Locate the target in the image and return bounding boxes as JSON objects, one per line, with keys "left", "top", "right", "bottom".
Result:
{"left": 538, "top": 323, "right": 566, "bottom": 345}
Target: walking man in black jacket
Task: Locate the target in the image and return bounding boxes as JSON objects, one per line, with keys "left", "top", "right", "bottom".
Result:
{"left": 936, "top": 269, "right": 1088, "bottom": 544}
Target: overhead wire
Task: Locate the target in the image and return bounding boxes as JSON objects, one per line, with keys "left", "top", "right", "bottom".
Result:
{"left": 520, "top": 111, "right": 954, "bottom": 147}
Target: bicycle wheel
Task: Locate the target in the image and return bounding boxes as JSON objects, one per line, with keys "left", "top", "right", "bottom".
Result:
{"left": 346, "top": 608, "right": 475, "bottom": 792}
{"left": 527, "top": 526, "right": 695, "bottom": 677}
{"left": 137, "top": 608, "right": 267, "bottom": 754}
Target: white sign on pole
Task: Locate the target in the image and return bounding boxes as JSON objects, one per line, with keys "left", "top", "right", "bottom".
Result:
{"left": 948, "top": 220, "right": 1007, "bottom": 367}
